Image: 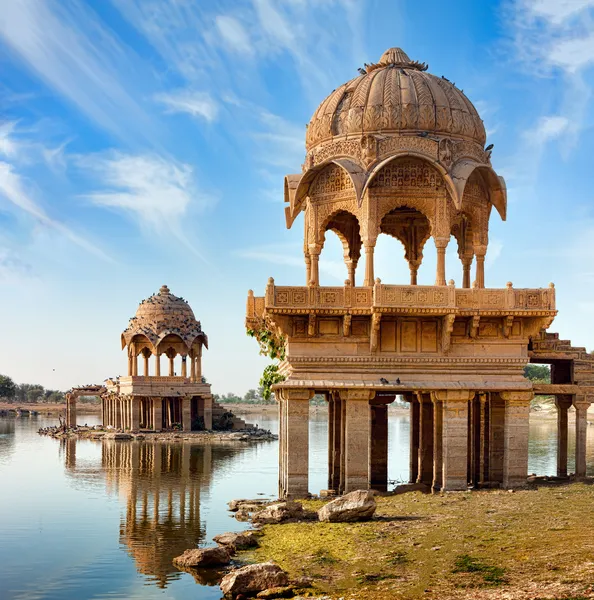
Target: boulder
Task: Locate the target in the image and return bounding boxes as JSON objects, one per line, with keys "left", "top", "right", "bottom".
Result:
{"left": 256, "top": 586, "right": 295, "bottom": 598}
{"left": 173, "top": 546, "right": 230, "bottom": 568}
{"left": 317, "top": 490, "right": 376, "bottom": 523}
{"left": 220, "top": 562, "right": 289, "bottom": 597}
{"left": 213, "top": 531, "right": 259, "bottom": 552}
{"left": 252, "top": 501, "right": 304, "bottom": 525}
{"left": 228, "top": 499, "right": 268, "bottom": 512}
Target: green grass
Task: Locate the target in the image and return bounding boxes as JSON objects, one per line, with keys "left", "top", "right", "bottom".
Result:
{"left": 452, "top": 554, "right": 507, "bottom": 586}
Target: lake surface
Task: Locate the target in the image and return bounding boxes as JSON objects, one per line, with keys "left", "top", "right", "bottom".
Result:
{"left": 1, "top": 410, "right": 593, "bottom": 599}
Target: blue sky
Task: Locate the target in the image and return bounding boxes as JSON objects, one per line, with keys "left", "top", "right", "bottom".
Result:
{"left": 1, "top": 0, "right": 594, "bottom": 395}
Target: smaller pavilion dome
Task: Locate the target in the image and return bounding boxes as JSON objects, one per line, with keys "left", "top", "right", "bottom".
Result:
{"left": 121, "top": 285, "right": 208, "bottom": 350}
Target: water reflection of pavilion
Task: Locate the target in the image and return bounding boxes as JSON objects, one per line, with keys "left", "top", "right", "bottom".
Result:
{"left": 61, "top": 438, "right": 239, "bottom": 588}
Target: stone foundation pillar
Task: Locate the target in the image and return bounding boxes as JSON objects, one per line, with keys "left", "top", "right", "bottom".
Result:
{"left": 131, "top": 399, "right": 140, "bottom": 431}
{"left": 369, "top": 399, "right": 390, "bottom": 492}
{"left": 363, "top": 242, "right": 375, "bottom": 287}
{"left": 329, "top": 392, "right": 342, "bottom": 492}
{"left": 152, "top": 398, "right": 162, "bottom": 432}
{"left": 417, "top": 393, "right": 434, "bottom": 485}
{"left": 555, "top": 395, "right": 572, "bottom": 478}
{"left": 182, "top": 396, "right": 192, "bottom": 432}
{"left": 203, "top": 395, "right": 213, "bottom": 430}
{"left": 436, "top": 390, "right": 473, "bottom": 491}
{"left": 66, "top": 394, "right": 76, "bottom": 428}
{"left": 501, "top": 391, "right": 533, "bottom": 489}
{"left": 489, "top": 393, "right": 505, "bottom": 485}
{"left": 434, "top": 237, "right": 449, "bottom": 286}
{"left": 574, "top": 395, "right": 591, "bottom": 478}
{"left": 408, "top": 393, "right": 420, "bottom": 483}
{"left": 344, "top": 390, "right": 374, "bottom": 492}
{"left": 279, "top": 389, "right": 312, "bottom": 498}
{"left": 474, "top": 245, "right": 486, "bottom": 288}
{"left": 479, "top": 394, "right": 490, "bottom": 484}
{"left": 431, "top": 395, "right": 443, "bottom": 492}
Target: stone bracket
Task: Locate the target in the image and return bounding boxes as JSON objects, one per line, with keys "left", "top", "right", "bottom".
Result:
{"left": 502, "top": 315, "right": 514, "bottom": 338}
{"left": 469, "top": 315, "right": 480, "bottom": 339}
{"left": 442, "top": 314, "right": 456, "bottom": 352}
{"left": 370, "top": 312, "right": 381, "bottom": 352}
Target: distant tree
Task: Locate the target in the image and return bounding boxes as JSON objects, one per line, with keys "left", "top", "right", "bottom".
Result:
{"left": 524, "top": 364, "right": 551, "bottom": 383}
{"left": 25, "top": 385, "right": 45, "bottom": 403}
{"left": 46, "top": 391, "right": 65, "bottom": 403}
{"left": 0, "top": 375, "right": 16, "bottom": 402}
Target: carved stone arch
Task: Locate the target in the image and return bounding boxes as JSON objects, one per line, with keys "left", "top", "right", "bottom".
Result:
{"left": 362, "top": 151, "right": 459, "bottom": 206}
{"left": 129, "top": 334, "right": 155, "bottom": 356}
{"left": 452, "top": 159, "right": 507, "bottom": 221}
{"left": 450, "top": 212, "right": 475, "bottom": 259}
{"left": 285, "top": 158, "right": 366, "bottom": 228}
{"left": 320, "top": 209, "right": 362, "bottom": 265}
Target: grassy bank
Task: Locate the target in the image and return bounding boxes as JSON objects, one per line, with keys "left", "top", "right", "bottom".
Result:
{"left": 244, "top": 484, "right": 594, "bottom": 599}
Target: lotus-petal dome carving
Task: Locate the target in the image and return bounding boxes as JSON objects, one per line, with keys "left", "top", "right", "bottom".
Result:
{"left": 121, "top": 285, "right": 208, "bottom": 350}
{"left": 305, "top": 47, "right": 486, "bottom": 152}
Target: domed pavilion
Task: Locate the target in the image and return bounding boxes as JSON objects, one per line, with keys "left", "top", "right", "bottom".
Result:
{"left": 246, "top": 47, "right": 594, "bottom": 498}
{"left": 103, "top": 285, "right": 214, "bottom": 431}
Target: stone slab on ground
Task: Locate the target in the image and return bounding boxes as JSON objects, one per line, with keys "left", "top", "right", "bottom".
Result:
{"left": 220, "top": 562, "right": 289, "bottom": 597}
{"left": 172, "top": 546, "right": 230, "bottom": 568}
{"left": 252, "top": 501, "right": 304, "bottom": 525}
{"left": 213, "top": 531, "right": 259, "bottom": 552}
{"left": 317, "top": 490, "right": 376, "bottom": 522}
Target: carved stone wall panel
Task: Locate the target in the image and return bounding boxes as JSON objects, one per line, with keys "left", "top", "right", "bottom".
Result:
{"left": 310, "top": 164, "right": 354, "bottom": 197}
{"left": 369, "top": 158, "right": 444, "bottom": 190}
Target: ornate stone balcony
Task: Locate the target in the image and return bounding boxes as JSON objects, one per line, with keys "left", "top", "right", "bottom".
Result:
{"left": 107, "top": 376, "right": 211, "bottom": 397}
{"left": 247, "top": 279, "right": 557, "bottom": 320}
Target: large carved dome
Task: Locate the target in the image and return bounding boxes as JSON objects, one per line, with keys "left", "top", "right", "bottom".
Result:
{"left": 306, "top": 47, "right": 486, "bottom": 152}
{"left": 121, "top": 285, "right": 207, "bottom": 350}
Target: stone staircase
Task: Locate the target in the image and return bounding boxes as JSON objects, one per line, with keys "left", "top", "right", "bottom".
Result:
{"left": 211, "top": 400, "right": 252, "bottom": 430}
{"left": 530, "top": 331, "right": 594, "bottom": 387}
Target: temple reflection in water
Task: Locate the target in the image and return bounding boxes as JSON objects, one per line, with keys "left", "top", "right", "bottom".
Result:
{"left": 62, "top": 438, "right": 239, "bottom": 588}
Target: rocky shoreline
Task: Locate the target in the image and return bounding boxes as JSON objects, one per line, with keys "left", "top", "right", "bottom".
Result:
{"left": 37, "top": 424, "right": 278, "bottom": 443}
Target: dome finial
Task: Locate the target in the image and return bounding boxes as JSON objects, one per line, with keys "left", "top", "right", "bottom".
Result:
{"left": 159, "top": 284, "right": 170, "bottom": 295}
{"left": 365, "top": 47, "right": 428, "bottom": 73}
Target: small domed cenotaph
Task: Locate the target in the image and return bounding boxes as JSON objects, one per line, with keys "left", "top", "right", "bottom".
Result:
{"left": 246, "top": 48, "right": 594, "bottom": 498}
{"left": 102, "top": 285, "right": 214, "bottom": 431}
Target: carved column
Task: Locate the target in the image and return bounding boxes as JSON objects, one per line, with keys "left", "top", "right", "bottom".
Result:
{"left": 279, "top": 388, "right": 312, "bottom": 498}
{"left": 152, "top": 398, "right": 162, "bottom": 431}
{"left": 489, "top": 393, "right": 505, "bottom": 484}
{"left": 304, "top": 253, "right": 312, "bottom": 287}
{"left": 409, "top": 260, "right": 421, "bottom": 286}
{"left": 574, "top": 395, "right": 591, "bottom": 478}
{"left": 196, "top": 346, "right": 203, "bottom": 381}
{"left": 408, "top": 393, "right": 420, "bottom": 483}
{"left": 479, "top": 394, "right": 490, "bottom": 485}
{"left": 434, "top": 237, "right": 449, "bottom": 286}
{"left": 344, "top": 389, "right": 374, "bottom": 492}
{"left": 181, "top": 357, "right": 187, "bottom": 379}
{"left": 431, "top": 394, "right": 443, "bottom": 492}
{"left": 309, "top": 244, "right": 321, "bottom": 286}
{"left": 155, "top": 353, "right": 161, "bottom": 377}
{"left": 370, "top": 396, "right": 392, "bottom": 492}
{"left": 131, "top": 398, "right": 140, "bottom": 431}
{"left": 416, "top": 393, "right": 434, "bottom": 485}
{"left": 500, "top": 391, "right": 533, "bottom": 488}
{"left": 363, "top": 242, "right": 375, "bottom": 287}
{"left": 190, "top": 351, "right": 196, "bottom": 382}
{"left": 330, "top": 392, "right": 342, "bottom": 492}
{"left": 462, "top": 257, "right": 473, "bottom": 289}
{"left": 346, "top": 260, "right": 356, "bottom": 287}
{"left": 132, "top": 353, "right": 138, "bottom": 376}
{"left": 474, "top": 245, "right": 487, "bottom": 289}
{"left": 436, "top": 390, "right": 473, "bottom": 490}
{"left": 327, "top": 392, "right": 334, "bottom": 491}
{"left": 182, "top": 396, "right": 192, "bottom": 432}
{"left": 143, "top": 352, "right": 150, "bottom": 376}
{"left": 555, "top": 395, "right": 572, "bottom": 478}
{"left": 169, "top": 356, "right": 175, "bottom": 377}
{"left": 203, "top": 395, "right": 213, "bottom": 430}
{"left": 66, "top": 394, "right": 76, "bottom": 428}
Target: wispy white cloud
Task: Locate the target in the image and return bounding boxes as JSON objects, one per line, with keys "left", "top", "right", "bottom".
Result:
{"left": 0, "top": 161, "right": 111, "bottom": 261}
{"left": 0, "top": 0, "right": 158, "bottom": 145}
{"left": 215, "top": 15, "right": 253, "bottom": 55}
{"left": 0, "top": 245, "right": 33, "bottom": 284}
{"left": 531, "top": 0, "right": 594, "bottom": 24}
{"left": 78, "top": 152, "right": 213, "bottom": 259}
{"left": 526, "top": 115, "right": 570, "bottom": 143}
{"left": 155, "top": 90, "right": 219, "bottom": 122}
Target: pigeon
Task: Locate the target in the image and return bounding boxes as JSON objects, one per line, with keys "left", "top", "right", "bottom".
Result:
{"left": 395, "top": 378, "right": 401, "bottom": 385}
{"left": 380, "top": 378, "right": 389, "bottom": 385}
{"left": 485, "top": 143, "right": 494, "bottom": 152}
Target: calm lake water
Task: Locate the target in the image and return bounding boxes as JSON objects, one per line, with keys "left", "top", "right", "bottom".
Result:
{"left": 1, "top": 410, "right": 593, "bottom": 599}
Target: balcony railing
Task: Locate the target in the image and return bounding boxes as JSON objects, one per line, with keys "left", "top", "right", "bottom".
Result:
{"left": 246, "top": 280, "right": 556, "bottom": 318}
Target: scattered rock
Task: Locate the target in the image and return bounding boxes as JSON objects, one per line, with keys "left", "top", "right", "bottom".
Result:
{"left": 220, "top": 562, "right": 289, "bottom": 597}
{"left": 317, "top": 490, "right": 376, "bottom": 523}
{"left": 228, "top": 499, "right": 268, "bottom": 512}
{"left": 252, "top": 501, "right": 304, "bottom": 525}
{"left": 173, "top": 546, "right": 230, "bottom": 568}
{"left": 256, "top": 586, "right": 295, "bottom": 598}
{"left": 213, "top": 531, "right": 259, "bottom": 552}
{"left": 291, "top": 576, "right": 313, "bottom": 588}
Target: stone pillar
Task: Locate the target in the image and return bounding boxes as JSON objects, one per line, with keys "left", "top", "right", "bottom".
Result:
{"left": 169, "top": 357, "right": 174, "bottom": 377}
{"left": 327, "top": 392, "right": 334, "bottom": 491}
{"left": 190, "top": 352, "right": 196, "bottom": 382}
{"left": 408, "top": 393, "right": 420, "bottom": 483}
{"left": 304, "top": 254, "right": 311, "bottom": 287}
{"left": 489, "top": 394, "right": 505, "bottom": 484}
{"left": 574, "top": 395, "right": 591, "bottom": 478}
{"left": 66, "top": 394, "right": 76, "bottom": 428}
{"left": 474, "top": 245, "right": 486, "bottom": 289}
{"left": 279, "top": 389, "right": 312, "bottom": 498}
{"left": 417, "top": 393, "right": 434, "bottom": 485}
{"left": 330, "top": 392, "right": 342, "bottom": 492}
{"left": 462, "top": 257, "right": 473, "bottom": 289}
{"left": 196, "top": 347, "right": 202, "bottom": 381}
{"left": 131, "top": 398, "right": 140, "bottom": 431}
{"left": 203, "top": 395, "right": 213, "bottom": 430}
{"left": 555, "top": 395, "right": 572, "bottom": 478}
{"left": 369, "top": 400, "right": 390, "bottom": 492}
{"left": 434, "top": 237, "right": 449, "bottom": 286}
{"left": 431, "top": 395, "right": 443, "bottom": 492}
{"left": 500, "top": 391, "right": 533, "bottom": 489}
{"left": 479, "top": 394, "right": 490, "bottom": 485}
{"left": 152, "top": 398, "right": 162, "bottom": 432}
{"left": 363, "top": 242, "right": 375, "bottom": 287}
{"left": 468, "top": 396, "right": 481, "bottom": 487}
{"left": 101, "top": 397, "right": 105, "bottom": 427}
{"left": 346, "top": 260, "right": 356, "bottom": 286}
{"left": 344, "top": 390, "right": 374, "bottom": 492}
{"left": 181, "top": 357, "right": 187, "bottom": 378}
{"left": 339, "top": 395, "right": 346, "bottom": 494}
{"left": 309, "top": 244, "right": 320, "bottom": 286}
{"left": 155, "top": 354, "right": 161, "bottom": 376}
{"left": 132, "top": 354, "right": 138, "bottom": 376}
{"left": 182, "top": 396, "right": 192, "bottom": 432}
{"left": 409, "top": 260, "right": 420, "bottom": 286}
{"left": 143, "top": 354, "right": 149, "bottom": 376}
{"left": 436, "top": 390, "right": 473, "bottom": 491}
